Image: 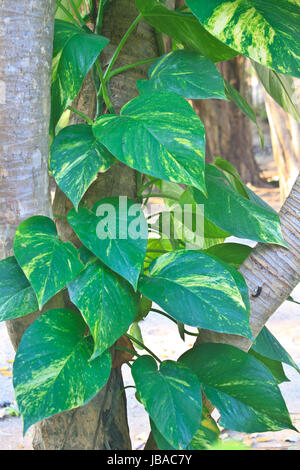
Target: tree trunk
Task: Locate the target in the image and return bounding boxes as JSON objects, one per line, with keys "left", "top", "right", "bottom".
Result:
{"left": 198, "top": 173, "right": 300, "bottom": 351}
{"left": 33, "top": 0, "right": 162, "bottom": 450}
{"left": 0, "top": 0, "right": 54, "bottom": 257}
{"left": 193, "top": 56, "right": 262, "bottom": 185}
{"left": 265, "top": 88, "right": 300, "bottom": 202}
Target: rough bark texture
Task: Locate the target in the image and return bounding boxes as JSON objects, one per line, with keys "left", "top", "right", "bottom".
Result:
{"left": 265, "top": 88, "right": 300, "bottom": 202}
{"left": 0, "top": 0, "right": 56, "bottom": 381}
{"left": 193, "top": 56, "right": 262, "bottom": 185}
{"left": 33, "top": 0, "right": 161, "bottom": 450}
{"left": 198, "top": 173, "right": 300, "bottom": 351}
{"left": 0, "top": 0, "right": 54, "bottom": 257}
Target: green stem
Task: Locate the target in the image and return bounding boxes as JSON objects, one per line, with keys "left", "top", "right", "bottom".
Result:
{"left": 68, "top": 0, "right": 85, "bottom": 26}
{"left": 125, "top": 333, "right": 161, "bottom": 363}
{"left": 95, "top": 0, "right": 105, "bottom": 33}
{"left": 150, "top": 308, "right": 198, "bottom": 336}
{"left": 53, "top": 214, "right": 68, "bottom": 220}
{"left": 56, "top": 0, "right": 80, "bottom": 26}
{"left": 95, "top": 61, "right": 115, "bottom": 113}
{"left": 150, "top": 308, "right": 177, "bottom": 325}
{"left": 67, "top": 106, "right": 93, "bottom": 125}
{"left": 107, "top": 57, "right": 158, "bottom": 80}
{"left": 104, "top": 13, "right": 143, "bottom": 80}
{"left": 146, "top": 249, "right": 168, "bottom": 254}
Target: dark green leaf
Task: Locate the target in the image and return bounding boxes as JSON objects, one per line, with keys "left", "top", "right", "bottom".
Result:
{"left": 132, "top": 355, "right": 202, "bottom": 449}
{"left": 224, "top": 81, "right": 264, "bottom": 147}
{"left": 253, "top": 62, "right": 300, "bottom": 124}
{"left": 0, "top": 257, "right": 38, "bottom": 322}
{"left": 190, "top": 165, "right": 286, "bottom": 246}
{"left": 68, "top": 254, "right": 137, "bottom": 359}
{"left": 139, "top": 250, "right": 252, "bottom": 338}
{"left": 51, "top": 20, "right": 109, "bottom": 134}
{"left": 151, "top": 406, "right": 220, "bottom": 450}
{"left": 50, "top": 125, "right": 115, "bottom": 209}
{"left": 136, "top": 0, "right": 237, "bottom": 62}
{"left": 180, "top": 343, "right": 295, "bottom": 433}
{"left": 187, "top": 0, "right": 300, "bottom": 78}
{"left": 137, "top": 51, "right": 227, "bottom": 100}
{"left": 205, "top": 243, "right": 252, "bottom": 269}
{"left": 13, "top": 309, "right": 111, "bottom": 433}
{"left": 13, "top": 216, "right": 83, "bottom": 309}
{"left": 248, "top": 350, "right": 290, "bottom": 384}
{"left": 68, "top": 197, "right": 148, "bottom": 289}
{"left": 93, "top": 91, "right": 206, "bottom": 194}
{"left": 251, "top": 327, "right": 300, "bottom": 374}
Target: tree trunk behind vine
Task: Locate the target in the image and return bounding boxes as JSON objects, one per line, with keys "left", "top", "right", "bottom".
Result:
{"left": 265, "top": 89, "right": 300, "bottom": 202}
{"left": 193, "top": 56, "right": 262, "bottom": 185}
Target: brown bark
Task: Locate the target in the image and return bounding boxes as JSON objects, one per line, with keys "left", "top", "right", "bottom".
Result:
{"left": 265, "top": 87, "right": 300, "bottom": 202}
{"left": 193, "top": 56, "right": 262, "bottom": 185}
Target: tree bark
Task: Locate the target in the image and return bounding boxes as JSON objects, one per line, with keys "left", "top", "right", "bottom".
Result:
{"left": 0, "top": 0, "right": 54, "bottom": 257}
{"left": 193, "top": 56, "right": 262, "bottom": 185}
{"left": 198, "top": 173, "right": 300, "bottom": 351}
{"left": 265, "top": 88, "right": 300, "bottom": 202}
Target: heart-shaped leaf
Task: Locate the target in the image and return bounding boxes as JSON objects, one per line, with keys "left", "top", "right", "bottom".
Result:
{"left": 251, "top": 327, "right": 300, "bottom": 374}
{"left": 186, "top": 0, "right": 300, "bottom": 78}
{"left": 68, "top": 197, "right": 148, "bottom": 289}
{"left": 190, "top": 165, "right": 286, "bottom": 246}
{"left": 180, "top": 343, "right": 295, "bottom": 433}
{"left": 132, "top": 355, "right": 202, "bottom": 449}
{"left": 0, "top": 257, "right": 38, "bottom": 322}
{"left": 68, "top": 252, "right": 138, "bottom": 359}
{"left": 137, "top": 50, "right": 227, "bottom": 100}
{"left": 13, "top": 309, "right": 111, "bottom": 433}
{"left": 13, "top": 216, "right": 83, "bottom": 308}
{"left": 139, "top": 250, "right": 252, "bottom": 339}
{"left": 50, "top": 124, "right": 115, "bottom": 209}
{"left": 51, "top": 20, "right": 109, "bottom": 134}
{"left": 136, "top": 0, "right": 237, "bottom": 62}
{"left": 93, "top": 91, "right": 206, "bottom": 194}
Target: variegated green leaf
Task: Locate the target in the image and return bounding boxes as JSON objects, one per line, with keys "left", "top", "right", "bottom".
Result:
{"left": 55, "top": 0, "right": 84, "bottom": 22}
{"left": 139, "top": 250, "right": 252, "bottom": 338}
{"left": 68, "top": 252, "right": 138, "bottom": 359}
{"left": 13, "top": 309, "right": 112, "bottom": 433}
{"left": 50, "top": 124, "right": 115, "bottom": 209}
{"left": 13, "top": 216, "right": 83, "bottom": 309}
{"left": 0, "top": 257, "right": 38, "bottom": 322}
{"left": 251, "top": 327, "right": 300, "bottom": 374}
{"left": 253, "top": 62, "right": 300, "bottom": 124}
{"left": 136, "top": 0, "right": 237, "bottom": 62}
{"left": 68, "top": 197, "right": 148, "bottom": 289}
{"left": 187, "top": 0, "right": 300, "bottom": 78}
{"left": 180, "top": 343, "right": 295, "bottom": 433}
{"left": 93, "top": 91, "right": 206, "bottom": 194}
{"left": 205, "top": 243, "right": 252, "bottom": 269}
{"left": 190, "top": 165, "right": 286, "bottom": 246}
{"left": 151, "top": 406, "right": 220, "bottom": 450}
{"left": 248, "top": 350, "right": 290, "bottom": 384}
{"left": 137, "top": 51, "right": 227, "bottom": 100}
{"left": 132, "top": 355, "right": 202, "bottom": 449}
{"left": 51, "top": 20, "right": 109, "bottom": 134}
